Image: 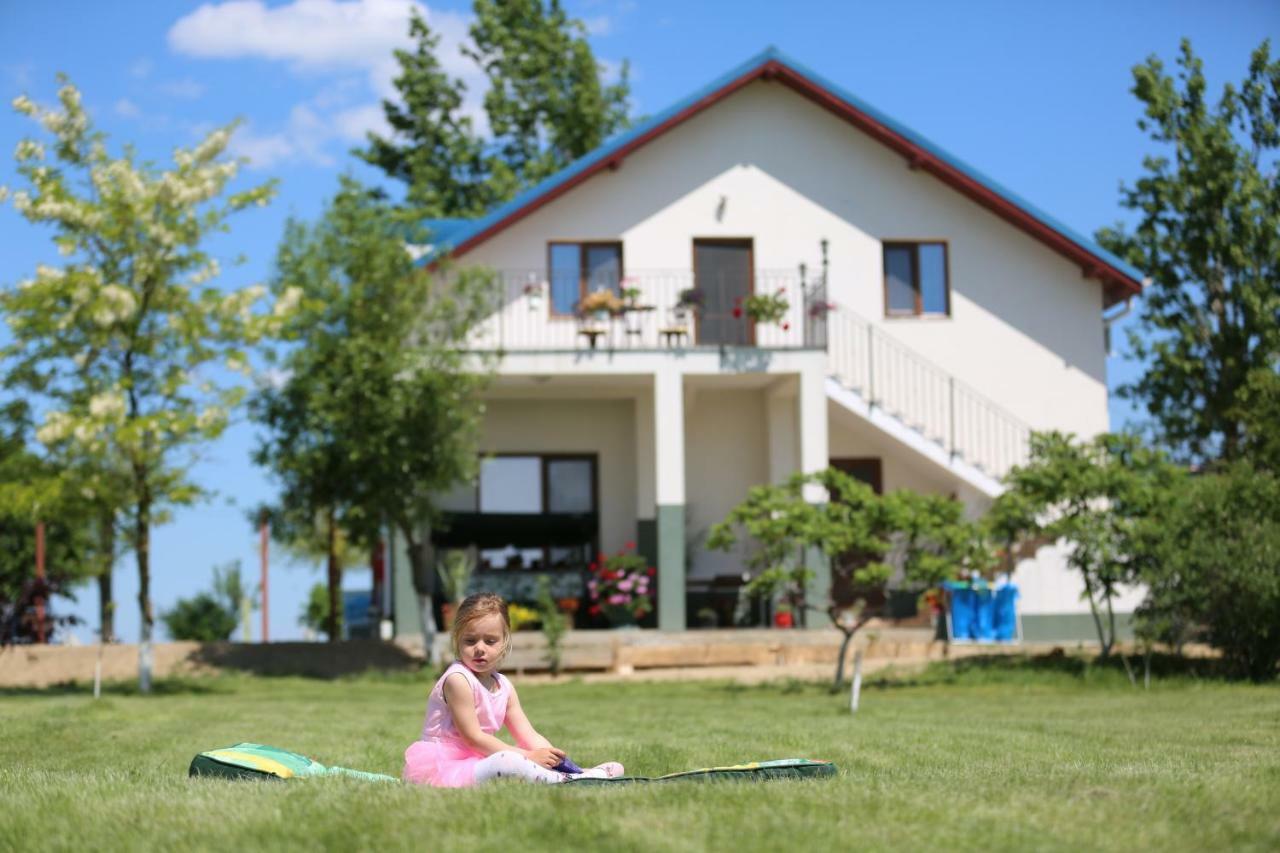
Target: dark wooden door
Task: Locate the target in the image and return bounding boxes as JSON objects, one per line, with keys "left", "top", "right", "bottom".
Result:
{"left": 693, "top": 239, "right": 753, "bottom": 346}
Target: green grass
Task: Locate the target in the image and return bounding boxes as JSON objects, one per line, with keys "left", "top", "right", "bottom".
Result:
{"left": 2, "top": 659, "right": 1278, "bottom": 852}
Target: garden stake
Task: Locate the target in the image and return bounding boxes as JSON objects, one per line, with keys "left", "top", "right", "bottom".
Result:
{"left": 850, "top": 648, "right": 864, "bottom": 714}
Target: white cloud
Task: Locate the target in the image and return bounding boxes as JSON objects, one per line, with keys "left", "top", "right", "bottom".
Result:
{"left": 583, "top": 15, "right": 612, "bottom": 36}
{"left": 168, "top": 0, "right": 481, "bottom": 168}
{"left": 114, "top": 98, "right": 141, "bottom": 118}
{"left": 157, "top": 78, "right": 206, "bottom": 99}
{"left": 130, "top": 57, "right": 153, "bottom": 79}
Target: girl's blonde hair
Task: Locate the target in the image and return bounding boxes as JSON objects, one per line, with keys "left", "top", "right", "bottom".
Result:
{"left": 450, "top": 592, "right": 511, "bottom": 662}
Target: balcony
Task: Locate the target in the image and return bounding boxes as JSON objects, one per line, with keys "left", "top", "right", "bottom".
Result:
{"left": 464, "top": 269, "right": 829, "bottom": 352}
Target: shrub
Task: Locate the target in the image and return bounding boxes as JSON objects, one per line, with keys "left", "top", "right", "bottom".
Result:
{"left": 163, "top": 593, "right": 237, "bottom": 642}
{"left": 1135, "top": 462, "right": 1280, "bottom": 681}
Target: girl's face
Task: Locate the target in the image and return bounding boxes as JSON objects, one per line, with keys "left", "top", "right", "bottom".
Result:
{"left": 457, "top": 612, "right": 506, "bottom": 675}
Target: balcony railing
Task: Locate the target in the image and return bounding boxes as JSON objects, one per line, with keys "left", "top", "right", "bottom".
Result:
{"left": 826, "top": 309, "right": 1031, "bottom": 479}
{"left": 463, "top": 269, "right": 829, "bottom": 352}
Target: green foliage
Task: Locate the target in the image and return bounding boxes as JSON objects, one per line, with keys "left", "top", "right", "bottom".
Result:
{"left": 991, "top": 432, "right": 1183, "bottom": 657}
{"left": 161, "top": 593, "right": 236, "bottom": 643}
{"left": 708, "top": 469, "right": 988, "bottom": 633}
{"left": 1131, "top": 462, "right": 1280, "bottom": 681}
{"left": 359, "top": 1, "right": 630, "bottom": 215}
{"left": 300, "top": 582, "right": 341, "bottom": 640}
{"left": 161, "top": 562, "right": 251, "bottom": 643}
{"left": 535, "top": 577, "right": 567, "bottom": 676}
{"left": 1096, "top": 39, "right": 1280, "bottom": 464}
{"left": 440, "top": 550, "right": 474, "bottom": 606}
{"left": 252, "top": 177, "right": 494, "bottom": 645}
{"left": 0, "top": 78, "right": 282, "bottom": 658}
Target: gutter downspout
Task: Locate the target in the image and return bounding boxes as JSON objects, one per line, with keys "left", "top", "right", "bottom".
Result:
{"left": 1103, "top": 278, "right": 1149, "bottom": 357}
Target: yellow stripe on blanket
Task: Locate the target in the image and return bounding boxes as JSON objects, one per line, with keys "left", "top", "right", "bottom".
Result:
{"left": 206, "top": 750, "right": 296, "bottom": 779}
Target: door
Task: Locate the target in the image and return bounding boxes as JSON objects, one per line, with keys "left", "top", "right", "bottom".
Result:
{"left": 693, "top": 239, "right": 753, "bottom": 346}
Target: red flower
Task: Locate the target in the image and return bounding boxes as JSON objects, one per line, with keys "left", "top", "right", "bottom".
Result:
{"left": 778, "top": 287, "right": 786, "bottom": 294}
{"left": 732, "top": 307, "right": 743, "bottom": 318}
{"left": 647, "top": 567, "right": 656, "bottom": 577}
{"left": 588, "top": 562, "right": 598, "bottom": 572}
{"left": 589, "top": 605, "right": 602, "bottom": 616}
{"left": 782, "top": 322, "right": 790, "bottom": 331}
{"left": 624, "top": 540, "right": 636, "bottom": 551}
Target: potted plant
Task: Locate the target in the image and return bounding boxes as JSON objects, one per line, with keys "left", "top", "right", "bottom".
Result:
{"left": 586, "top": 542, "right": 654, "bottom": 627}
{"left": 578, "top": 287, "right": 623, "bottom": 322}
{"left": 522, "top": 278, "right": 545, "bottom": 313}
{"left": 507, "top": 603, "right": 540, "bottom": 631}
{"left": 773, "top": 602, "right": 794, "bottom": 629}
{"left": 734, "top": 288, "right": 790, "bottom": 327}
{"left": 676, "top": 287, "right": 705, "bottom": 318}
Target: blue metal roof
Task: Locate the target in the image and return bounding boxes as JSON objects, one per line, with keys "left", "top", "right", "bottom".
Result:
{"left": 419, "top": 47, "right": 1143, "bottom": 288}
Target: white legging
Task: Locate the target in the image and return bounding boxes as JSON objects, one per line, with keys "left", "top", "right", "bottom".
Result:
{"left": 473, "top": 750, "right": 567, "bottom": 785}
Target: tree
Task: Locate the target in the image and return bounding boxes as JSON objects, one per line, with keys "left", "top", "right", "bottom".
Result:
{"left": 989, "top": 432, "right": 1183, "bottom": 660}
{"left": 358, "top": 1, "right": 630, "bottom": 216}
{"left": 709, "top": 469, "right": 989, "bottom": 689}
{"left": 1, "top": 79, "right": 280, "bottom": 690}
{"left": 1097, "top": 40, "right": 1280, "bottom": 464}
{"left": 253, "top": 178, "right": 494, "bottom": 658}
{"left": 0, "top": 403, "right": 97, "bottom": 644}
{"left": 300, "top": 582, "right": 341, "bottom": 641}
{"left": 1131, "top": 462, "right": 1280, "bottom": 681}
{"left": 161, "top": 561, "right": 253, "bottom": 643}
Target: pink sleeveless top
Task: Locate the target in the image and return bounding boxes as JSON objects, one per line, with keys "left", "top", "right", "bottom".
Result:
{"left": 420, "top": 662, "right": 511, "bottom": 745}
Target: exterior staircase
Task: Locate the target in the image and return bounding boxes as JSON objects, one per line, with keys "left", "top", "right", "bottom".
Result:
{"left": 824, "top": 309, "right": 1031, "bottom": 495}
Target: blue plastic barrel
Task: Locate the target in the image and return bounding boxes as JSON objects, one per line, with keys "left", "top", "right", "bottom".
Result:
{"left": 947, "top": 584, "right": 975, "bottom": 640}
{"left": 973, "top": 587, "right": 996, "bottom": 641}
{"left": 993, "top": 584, "right": 1020, "bottom": 641}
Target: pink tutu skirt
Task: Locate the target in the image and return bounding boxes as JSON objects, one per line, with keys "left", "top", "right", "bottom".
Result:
{"left": 403, "top": 739, "right": 485, "bottom": 787}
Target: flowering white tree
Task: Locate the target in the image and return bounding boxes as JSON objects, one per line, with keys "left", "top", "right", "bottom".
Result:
{"left": 0, "top": 77, "right": 293, "bottom": 690}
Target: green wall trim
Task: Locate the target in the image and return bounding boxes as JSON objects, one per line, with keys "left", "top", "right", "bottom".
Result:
{"left": 391, "top": 526, "right": 422, "bottom": 638}
{"left": 656, "top": 505, "right": 686, "bottom": 631}
{"left": 1020, "top": 612, "right": 1134, "bottom": 644}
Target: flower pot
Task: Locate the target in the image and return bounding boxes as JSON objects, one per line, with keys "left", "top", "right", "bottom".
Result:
{"left": 773, "top": 610, "right": 793, "bottom": 629}
{"left": 602, "top": 605, "right": 639, "bottom": 628}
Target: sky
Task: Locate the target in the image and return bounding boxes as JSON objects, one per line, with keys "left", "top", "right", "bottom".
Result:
{"left": 2, "top": 0, "right": 1277, "bottom": 644}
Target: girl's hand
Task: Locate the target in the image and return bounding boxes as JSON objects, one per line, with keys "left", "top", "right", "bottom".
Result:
{"left": 524, "top": 746, "right": 566, "bottom": 769}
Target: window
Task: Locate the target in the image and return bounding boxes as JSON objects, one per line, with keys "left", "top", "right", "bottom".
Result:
{"left": 471, "top": 454, "right": 598, "bottom": 571}
{"left": 883, "top": 242, "right": 949, "bottom": 317}
{"left": 548, "top": 242, "right": 623, "bottom": 315}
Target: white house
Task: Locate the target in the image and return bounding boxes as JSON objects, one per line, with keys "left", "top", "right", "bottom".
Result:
{"left": 389, "top": 48, "right": 1146, "bottom": 642}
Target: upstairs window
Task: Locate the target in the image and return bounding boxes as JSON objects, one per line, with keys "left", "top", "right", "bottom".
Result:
{"left": 883, "top": 242, "right": 949, "bottom": 317}
{"left": 548, "top": 242, "right": 623, "bottom": 315}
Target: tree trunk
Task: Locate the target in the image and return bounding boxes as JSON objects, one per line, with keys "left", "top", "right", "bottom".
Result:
{"left": 326, "top": 506, "right": 340, "bottom": 643}
{"left": 135, "top": 494, "right": 153, "bottom": 694}
{"left": 98, "top": 510, "right": 115, "bottom": 643}
{"left": 1082, "top": 575, "right": 1111, "bottom": 659}
{"left": 832, "top": 628, "right": 855, "bottom": 692}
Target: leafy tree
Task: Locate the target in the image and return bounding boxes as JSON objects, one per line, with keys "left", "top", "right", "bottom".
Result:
{"left": 1097, "top": 40, "right": 1280, "bottom": 464}
{"left": 709, "top": 469, "right": 989, "bottom": 688}
{"left": 465, "top": 0, "right": 631, "bottom": 189}
{"left": 0, "top": 404, "right": 96, "bottom": 644}
{"left": 253, "top": 178, "right": 493, "bottom": 657}
{"left": 1130, "top": 462, "right": 1280, "bottom": 681}
{"left": 300, "top": 582, "right": 341, "bottom": 641}
{"left": 989, "top": 432, "right": 1183, "bottom": 660}
{"left": 359, "top": 1, "right": 630, "bottom": 216}
{"left": 162, "top": 561, "right": 253, "bottom": 643}
{"left": 0, "top": 79, "right": 281, "bottom": 690}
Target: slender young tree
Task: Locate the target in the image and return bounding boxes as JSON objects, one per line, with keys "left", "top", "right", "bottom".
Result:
{"left": 1097, "top": 40, "right": 1280, "bottom": 463}
{"left": 1, "top": 79, "right": 282, "bottom": 690}
{"left": 253, "top": 178, "right": 493, "bottom": 658}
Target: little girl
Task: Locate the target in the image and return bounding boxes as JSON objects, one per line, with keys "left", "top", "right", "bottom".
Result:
{"left": 403, "top": 592, "right": 624, "bottom": 787}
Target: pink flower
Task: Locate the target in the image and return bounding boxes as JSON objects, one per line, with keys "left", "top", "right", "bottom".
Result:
{"left": 618, "top": 579, "right": 633, "bottom": 592}
{"left": 608, "top": 594, "right": 628, "bottom": 606}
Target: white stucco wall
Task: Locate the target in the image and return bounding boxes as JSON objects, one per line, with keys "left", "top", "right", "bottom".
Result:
{"left": 684, "top": 388, "right": 770, "bottom": 580}
{"left": 458, "top": 78, "right": 1109, "bottom": 438}
{"left": 477, "top": 398, "right": 637, "bottom": 554}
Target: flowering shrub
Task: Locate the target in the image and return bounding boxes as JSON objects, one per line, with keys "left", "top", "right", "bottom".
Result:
{"left": 808, "top": 300, "right": 837, "bottom": 318}
{"left": 586, "top": 543, "right": 654, "bottom": 625}
{"left": 508, "top": 603, "right": 539, "bottom": 631}
{"left": 677, "top": 287, "right": 706, "bottom": 311}
{"left": 733, "top": 288, "right": 789, "bottom": 326}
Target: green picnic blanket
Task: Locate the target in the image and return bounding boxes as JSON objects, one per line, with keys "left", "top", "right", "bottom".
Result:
{"left": 188, "top": 743, "right": 835, "bottom": 785}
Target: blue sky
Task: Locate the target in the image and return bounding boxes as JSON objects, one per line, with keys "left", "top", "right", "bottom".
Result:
{"left": 2, "top": 1, "right": 1277, "bottom": 643}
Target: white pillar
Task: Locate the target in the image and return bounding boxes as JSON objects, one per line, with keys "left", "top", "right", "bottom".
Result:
{"left": 654, "top": 367, "right": 686, "bottom": 630}
{"left": 798, "top": 365, "right": 830, "bottom": 622}
{"left": 767, "top": 380, "right": 799, "bottom": 486}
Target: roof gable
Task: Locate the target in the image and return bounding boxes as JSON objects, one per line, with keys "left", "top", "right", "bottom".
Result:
{"left": 425, "top": 47, "right": 1143, "bottom": 306}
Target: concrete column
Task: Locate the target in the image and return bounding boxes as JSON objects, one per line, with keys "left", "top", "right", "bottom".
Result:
{"left": 391, "top": 526, "right": 421, "bottom": 639}
{"left": 654, "top": 368, "right": 686, "bottom": 630}
{"left": 798, "top": 366, "right": 831, "bottom": 620}
{"left": 634, "top": 390, "right": 658, "bottom": 569}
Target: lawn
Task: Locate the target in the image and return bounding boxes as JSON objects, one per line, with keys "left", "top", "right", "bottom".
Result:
{"left": 1, "top": 658, "right": 1278, "bottom": 852}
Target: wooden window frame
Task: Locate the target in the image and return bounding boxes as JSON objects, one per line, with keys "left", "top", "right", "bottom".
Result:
{"left": 882, "top": 240, "right": 951, "bottom": 318}
{"left": 546, "top": 241, "right": 624, "bottom": 318}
